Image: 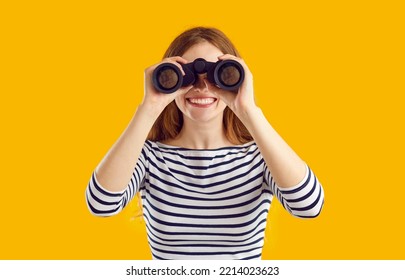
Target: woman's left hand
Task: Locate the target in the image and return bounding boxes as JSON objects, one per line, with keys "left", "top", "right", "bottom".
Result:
{"left": 205, "top": 54, "right": 257, "bottom": 118}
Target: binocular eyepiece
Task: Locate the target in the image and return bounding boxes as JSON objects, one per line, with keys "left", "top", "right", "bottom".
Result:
{"left": 152, "top": 58, "right": 244, "bottom": 94}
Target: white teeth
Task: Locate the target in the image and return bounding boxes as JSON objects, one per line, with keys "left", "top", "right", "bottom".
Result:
{"left": 188, "top": 98, "right": 216, "bottom": 105}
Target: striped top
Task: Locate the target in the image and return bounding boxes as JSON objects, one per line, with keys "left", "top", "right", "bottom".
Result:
{"left": 86, "top": 140, "right": 324, "bottom": 260}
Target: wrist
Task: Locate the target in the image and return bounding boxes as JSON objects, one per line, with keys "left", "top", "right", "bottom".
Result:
{"left": 236, "top": 104, "right": 262, "bottom": 124}
{"left": 137, "top": 102, "right": 163, "bottom": 121}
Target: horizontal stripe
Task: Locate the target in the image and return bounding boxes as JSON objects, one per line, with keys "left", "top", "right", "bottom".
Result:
{"left": 241, "top": 253, "right": 262, "bottom": 260}
{"left": 87, "top": 183, "right": 119, "bottom": 207}
{"left": 148, "top": 235, "right": 264, "bottom": 248}
{"left": 144, "top": 206, "right": 269, "bottom": 228}
{"left": 85, "top": 190, "right": 121, "bottom": 215}
{"left": 147, "top": 157, "right": 265, "bottom": 188}
{"left": 86, "top": 140, "right": 324, "bottom": 259}
{"left": 145, "top": 177, "right": 263, "bottom": 200}
{"left": 91, "top": 173, "right": 123, "bottom": 197}
{"left": 160, "top": 148, "right": 259, "bottom": 170}
{"left": 149, "top": 243, "right": 263, "bottom": 256}
{"left": 146, "top": 227, "right": 266, "bottom": 244}
{"left": 143, "top": 190, "right": 268, "bottom": 210}
{"left": 145, "top": 195, "right": 271, "bottom": 219}
{"left": 285, "top": 172, "right": 317, "bottom": 203}
{"left": 163, "top": 151, "right": 261, "bottom": 179}
{"left": 290, "top": 184, "right": 323, "bottom": 212}
{"left": 153, "top": 141, "right": 256, "bottom": 158}
{"left": 143, "top": 215, "right": 268, "bottom": 237}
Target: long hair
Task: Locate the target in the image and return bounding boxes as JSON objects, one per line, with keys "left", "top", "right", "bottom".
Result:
{"left": 147, "top": 27, "right": 253, "bottom": 144}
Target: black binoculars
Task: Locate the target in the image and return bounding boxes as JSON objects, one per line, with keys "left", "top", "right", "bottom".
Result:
{"left": 152, "top": 58, "right": 244, "bottom": 94}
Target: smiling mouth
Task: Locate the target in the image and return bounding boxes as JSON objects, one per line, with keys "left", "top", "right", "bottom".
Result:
{"left": 186, "top": 97, "right": 217, "bottom": 105}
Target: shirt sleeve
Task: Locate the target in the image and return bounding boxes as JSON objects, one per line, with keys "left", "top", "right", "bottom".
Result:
{"left": 85, "top": 142, "right": 150, "bottom": 217}
{"left": 263, "top": 164, "right": 324, "bottom": 218}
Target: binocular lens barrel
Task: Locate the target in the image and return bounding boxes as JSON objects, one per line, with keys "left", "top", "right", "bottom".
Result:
{"left": 217, "top": 63, "right": 241, "bottom": 87}
{"left": 152, "top": 58, "right": 244, "bottom": 94}
{"left": 157, "top": 67, "right": 179, "bottom": 90}
{"left": 152, "top": 65, "right": 183, "bottom": 93}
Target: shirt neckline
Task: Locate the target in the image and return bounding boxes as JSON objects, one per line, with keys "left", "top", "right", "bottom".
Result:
{"left": 154, "top": 140, "right": 255, "bottom": 152}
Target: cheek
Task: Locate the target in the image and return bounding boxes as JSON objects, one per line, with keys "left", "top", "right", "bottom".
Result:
{"left": 217, "top": 99, "right": 227, "bottom": 110}
{"left": 174, "top": 97, "right": 186, "bottom": 113}
{"left": 174, "top": 97, "right": 182, "bottom": 108}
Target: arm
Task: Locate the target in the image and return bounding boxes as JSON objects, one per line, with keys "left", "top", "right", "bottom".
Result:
{"left": 239, "top": 106, "right": 307, "bottom": 188}
{"left": 85, "top": 103, "right": 159, "bottom": 217}
{"left": 211, "top": 54, "right": 306, "bottom": 188}
{"left": 239, "top": 90, "right": 324, "bottom": 218}
{"left": 85, "top": 57, "right": 193, "bottom": 216}
{"left": 93, "top": 56, "right": 192, "bottom": 192}
{"left": 95, "top": 104, "right": 158, "bottom": 192}
{"left": 264, "top": 164, "right": 324, "bottom": 218}
{"left": 212, "top": 54, "right": 324, "bottom": 217}
{"left": 237, "top": 98, "right": 324, "bottom": 218}
{"left": 85, "top": 143, "right": 149, "bottom": 217}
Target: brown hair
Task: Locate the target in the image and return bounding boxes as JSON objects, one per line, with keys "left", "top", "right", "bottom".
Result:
{"left": 147, "top": 27, "right": 253, "bottom": 144}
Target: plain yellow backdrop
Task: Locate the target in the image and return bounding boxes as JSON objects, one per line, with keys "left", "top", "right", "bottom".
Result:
{"left": 1, "top": 0, "right": 404, "bottom": 259}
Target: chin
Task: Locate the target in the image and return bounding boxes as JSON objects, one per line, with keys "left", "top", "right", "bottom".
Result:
{"left": 186, "top": 113, "right": 221, "bottom": 123}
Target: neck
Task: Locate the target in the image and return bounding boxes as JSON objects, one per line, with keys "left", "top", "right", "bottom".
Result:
{"left": 174, "top": 115, "right": 232, "bottom": 149}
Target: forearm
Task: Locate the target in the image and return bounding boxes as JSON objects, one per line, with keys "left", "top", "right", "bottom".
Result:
{"left": 95, "top": 104, "right": 159, "bottom": 192}
{"left": 239, "top": 106, "right": 307, "bottom": 188}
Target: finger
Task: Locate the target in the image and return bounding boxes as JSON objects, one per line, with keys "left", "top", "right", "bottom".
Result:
{"left": 164, "top": 56, "right": 189, "bottom": 70}
{"left": 174, "top": 56, "right": 189, "bottom": 64}
{"left": 218, "top": 54, "right": 238, "bottom": 61}
{"left": 159, "top": 57, "right": 187, "bottom": 75}
{"left": 163, "top": 56, "right": 188, "bottom": 64}
{"left": 217, "top": 55, "right": 251, "bottom": 80}
{"left": 161, "top": 61, "right": 185, "bottom": 76}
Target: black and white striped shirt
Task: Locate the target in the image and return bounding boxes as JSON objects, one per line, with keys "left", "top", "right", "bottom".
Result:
{"left": 86, "top": 140, "right": 324, "bottom": 260}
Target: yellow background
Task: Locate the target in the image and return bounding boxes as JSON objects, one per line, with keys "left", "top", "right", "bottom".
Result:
{"left": 1, "top": 0, "right": 404, "bottom": 259}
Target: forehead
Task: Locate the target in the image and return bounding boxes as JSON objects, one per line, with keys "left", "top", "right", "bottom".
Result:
{"left": 182, "top": 41, "right": 224, "bottom": 63}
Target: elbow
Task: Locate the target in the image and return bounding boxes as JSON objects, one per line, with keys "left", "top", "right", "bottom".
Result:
{"left": 299, "top": 201, "right": 324, "bottom": 219}
{"left": 85, "top": 185, "right": 123, "bottom": 217}
{"left": 278, "top": 165, "right": 325, "bottom": 219}
{"left": 287, "top": 184, "right": 325, "bottom": 219}
{"left": 85, "top": 198, "right": 115, "bottom": 217}
{"left": 291, "top": 196, "right": 325, "bottom": 219}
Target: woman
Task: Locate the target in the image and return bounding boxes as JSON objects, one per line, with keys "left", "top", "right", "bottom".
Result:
{"left": 85, "top": 27, "right": 324, "bottom": 260}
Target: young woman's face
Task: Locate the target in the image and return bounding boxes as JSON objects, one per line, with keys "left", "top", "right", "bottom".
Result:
{"left": 174, "top": 41, "right": 227, "bottom": 123}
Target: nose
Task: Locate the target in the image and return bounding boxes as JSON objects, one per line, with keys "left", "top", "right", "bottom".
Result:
{"left": 193, "top": 73, "right": 208, "bottom": 89}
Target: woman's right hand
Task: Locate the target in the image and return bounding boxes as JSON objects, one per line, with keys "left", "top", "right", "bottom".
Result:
{"left": 142, "top": 56, "right": 193, "bottom": 116}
